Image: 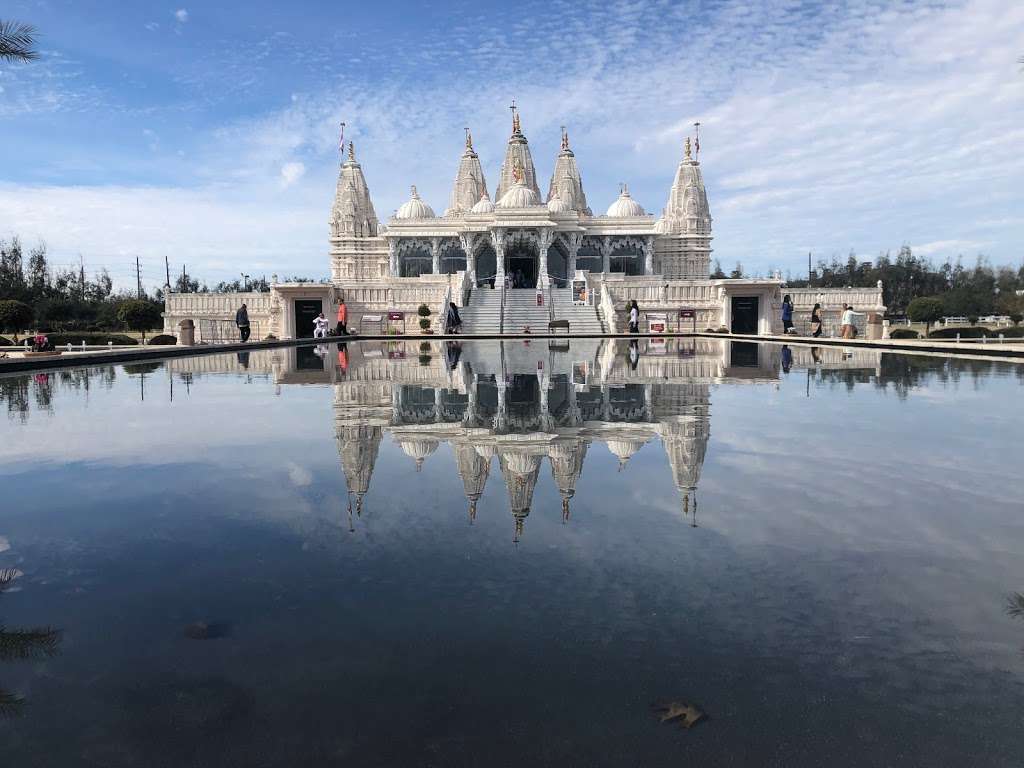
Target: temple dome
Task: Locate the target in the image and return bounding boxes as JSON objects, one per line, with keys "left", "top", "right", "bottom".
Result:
{"left": 547, "top": 196, "right": 571, "bottom": 214}
{"left": 497, "top": 182, "right": 540, "bottom": 209}
{"left": 605, "top": 185, "right": 645, "bottom": 217}
{"left": 608, "top": 438, "right": 646, "bottom": 469}
{"left": 471, "top": 192, "right": 496, "bottom": 214}
{"left": 400, "top": 439, "right": 439, "bottom": 471}
{"left": 395, "top": 186, "right": 435, "bottom": 219}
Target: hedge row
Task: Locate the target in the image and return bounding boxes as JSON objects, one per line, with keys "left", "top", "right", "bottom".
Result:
{"left": 44, "top": 332, "right": 138, "bottom": 346}
{"left": 928, "top": 326, "right": 1024, "bottom": 339}
{"left": 889, "top": 329, "right": 920, "bottom": 339}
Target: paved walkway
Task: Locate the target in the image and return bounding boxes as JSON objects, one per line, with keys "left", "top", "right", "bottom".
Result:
{"left": 2, "top": 331, "right": 1022, "bottom": 373}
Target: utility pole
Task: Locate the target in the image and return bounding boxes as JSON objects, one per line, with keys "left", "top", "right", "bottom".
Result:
{"left": 136, "top": 256, "right": 143, "bottom": 299}
{"left": 808, "top": 252, "right": 813, "bottom": 287}
{"left": 182, "top": 264, "right": 187, "bottom": 293}
{"left": 79, "top": 254, "right": 86, "bottom": 300}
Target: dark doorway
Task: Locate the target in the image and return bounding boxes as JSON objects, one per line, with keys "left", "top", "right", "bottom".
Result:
{"left": 296, "top": 345, "right": 325, "bottom": 370}
{"left": 507, "top": 253, "right": 537, "bottom": 288}
{"left": 730, "top": 296, "right": 759, "bottom": 334}
{"left": 729, "top": 341, "right": 760, "bottom": 367}
{"left": 294, "top": 299, "right": 322, "bottom": 338}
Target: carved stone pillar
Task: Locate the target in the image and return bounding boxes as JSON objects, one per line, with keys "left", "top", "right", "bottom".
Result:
{"left": 492, "top": 229, "right": 506, "bottom": 287}
{"left": 388, "top": 239, "right": 399, "bottom": 277}
{"left": 430, "top": 237, "right": 441, "bottom": 275}
{"left": 643, "top": 237, "right": 655, "bottom": 275}
{"left": 537, "top": 229, "right": 552, "bottom": 289}
{"left": 565, "top": 233, "right": 582, "bottom": 282}
{"left": 601, "top": 238, "right": 613, "bottom": 274}
{"left": 495, "top": 376, "right": 507, "bottom": 433}
{"left": 459, "top": 232, "right": 476, "bottom": 286}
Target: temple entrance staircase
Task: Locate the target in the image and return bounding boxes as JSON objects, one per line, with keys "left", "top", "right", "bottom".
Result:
{"left": 459, "top": 286, "right": 605, "bottom": 335}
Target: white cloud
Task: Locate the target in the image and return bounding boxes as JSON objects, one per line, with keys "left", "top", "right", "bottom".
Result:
{"left": 912, "top": 240, "right": 988, "bottom": 258}
{"left": 279, "top": 161, "right": 306, "bottom": 187}
{"left": 1, "top": 0, "right": 1023, "bottom": 288}
{"left": 287, "top": 462, "right": 313, "bottom": 487}
{"left": 145, "top": 22, "right": 159, "bottom": 31}
{"left": 174, "top": 9, "right": 188, "bottom": 23}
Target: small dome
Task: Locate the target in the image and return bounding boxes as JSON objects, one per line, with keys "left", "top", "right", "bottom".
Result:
{"left": 395, "top": 185, "right": 435, "bottom": 219}
{"left": 400, "top": 439, "right": 439, "bottom": 471}
{"left": 547, "top": 196, "right": 571, "bottom": 214}
{"left": 497, "top": 182, "right": 540, "bottom": 209}
{"left": 605, "top": 185, "right": 646, "bottom": 217}
{"left": 470, "top": 192, "right": 495, "bottom": 214}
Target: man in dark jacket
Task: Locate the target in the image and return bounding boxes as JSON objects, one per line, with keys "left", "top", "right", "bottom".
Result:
{"left": 236, "top": 303, "right": 250, "bottom": 342}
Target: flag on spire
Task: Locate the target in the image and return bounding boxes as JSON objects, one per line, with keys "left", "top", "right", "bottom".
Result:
{"left": 693, "top": 121, "right": 701, "bottom": 158}
{"left": 338, "top": 122, "right": 346, "bottom": 154}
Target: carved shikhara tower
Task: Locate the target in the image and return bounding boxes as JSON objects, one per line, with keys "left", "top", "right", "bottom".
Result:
{"left": 327, "top": 110, "right": 714, "bottom": 287}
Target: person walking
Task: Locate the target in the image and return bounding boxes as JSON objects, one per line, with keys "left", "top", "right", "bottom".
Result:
{"left": 628, "top": 300, "right": 640, "bottom": 334}
{"left": 841, "top": 304, "right": 856, "bottom": 339}
{"left": 781, "top": 294, "right": 794, "bottom": 334}
{"left": 839, "top": 303, "right": 850, "bottom": 338}
{"left": 446, "top": 302, "right": 463, "bottom": 334}
{"left": 810, "top": 302, "right": 823, "bottom": 338}
{"left": 336, "top": 298, "right": 348, "bottom": 336}
{"left": 313, "top": 312, "right": 330, "bottom": 339}
{"left": 235, "top": 303, "right": 250, "bottom": 342}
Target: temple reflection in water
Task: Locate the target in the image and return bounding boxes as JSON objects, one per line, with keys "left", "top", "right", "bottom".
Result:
{"left": 167, "top": 339, "right": 882, "bottom": 541}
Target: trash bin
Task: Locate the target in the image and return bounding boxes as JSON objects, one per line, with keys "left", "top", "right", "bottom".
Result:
{"left": 178, "top": 319, "right": 195, "bottom": 346}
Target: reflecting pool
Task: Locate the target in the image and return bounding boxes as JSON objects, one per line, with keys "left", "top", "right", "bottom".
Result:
{"left": 2, "top": 339, "right": 1024, "bottom": 766}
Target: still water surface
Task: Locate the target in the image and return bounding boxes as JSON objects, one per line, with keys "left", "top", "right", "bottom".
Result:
{"left": 1, "top": 339, "right": 1023, "bottom": 766}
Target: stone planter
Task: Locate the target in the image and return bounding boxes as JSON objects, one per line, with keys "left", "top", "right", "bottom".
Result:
{"left": 23, "top": 350, "right": 63, "bottom": 358}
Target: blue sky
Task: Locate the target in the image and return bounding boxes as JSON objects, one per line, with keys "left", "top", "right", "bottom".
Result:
{"left": 1, "top": 0, "right": 1022, "bottom": 290}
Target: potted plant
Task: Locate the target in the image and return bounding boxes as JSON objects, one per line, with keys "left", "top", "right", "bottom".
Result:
{"left": 418, "top": 303, "right": 433, "bottom": 334}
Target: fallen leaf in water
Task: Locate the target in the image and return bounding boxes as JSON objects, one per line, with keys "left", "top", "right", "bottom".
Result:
{"left": 651, "top": 700, "right": 706, "bottom": 729}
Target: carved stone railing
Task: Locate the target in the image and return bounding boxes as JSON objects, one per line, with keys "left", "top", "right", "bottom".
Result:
{"left": 163, "top": 291, "right": 271, "bottom": 335}
{"left": 787, "top": 286, "right": 884, "bottom": 310}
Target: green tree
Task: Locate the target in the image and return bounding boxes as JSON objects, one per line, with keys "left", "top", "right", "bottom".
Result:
{"left": 710, "top": 260, "right": 726, "bottom": 279}
{"left": 116, "top": 300, "right": 163, "bottom": 342}
{"left": 0, "top": 20, "right": 38, "bottom": 63}
{"left": 0, "top": 299, "right": 33, "bottom": 342}
{"left": 26, "top": 243, "right": 49, "bottom": 299}
{"left": 907, "top": 296, "right": 945, "bottom": 335}
{"left": 729, "top": 262, "right": 744, "bottom": 279}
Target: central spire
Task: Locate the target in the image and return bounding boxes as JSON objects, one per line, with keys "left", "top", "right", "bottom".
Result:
{"left": 495, "top": 104, "right": 541, "bottom": 202}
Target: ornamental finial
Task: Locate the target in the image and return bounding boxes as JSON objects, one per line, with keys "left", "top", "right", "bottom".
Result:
{"left": 510, "top": 99, "right": 520, "bottom": 134}
{"left": 410, "top": 184, "right": 419, "bottom": 198}
{"left": 561, "top": 125, "right": 569, "bottom": 151}
{"left": 684, "top": 136, "right": 691, "bottom": 159}
{"left": 465, "top": 127, "right": 473, "bottom": 150}
{"left": 348, "top": 141, "right": 355, "bottom": 161}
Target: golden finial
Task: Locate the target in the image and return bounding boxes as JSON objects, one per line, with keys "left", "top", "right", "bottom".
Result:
{"left": 348, "top": 141, "right": 355, "bottom": 161}
{"left": 684, "top": 136, "right": 691, "bottom": 159}
{"left": 510, "top": 99, "right": 520, "bottom": 134}
{"left": 561, "top": 125, "right": 569, "bottom": 151}
{"left": 465, "top": 127, "right": 473, "bottom": 150}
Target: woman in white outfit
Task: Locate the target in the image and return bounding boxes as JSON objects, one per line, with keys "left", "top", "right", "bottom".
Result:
{"left": 313, "top": 313, "right": 330, "bottom": 338}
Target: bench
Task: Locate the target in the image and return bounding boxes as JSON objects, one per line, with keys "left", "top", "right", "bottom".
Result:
{"left": 548, "top": 319, "right": 570, "bottom": 333}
